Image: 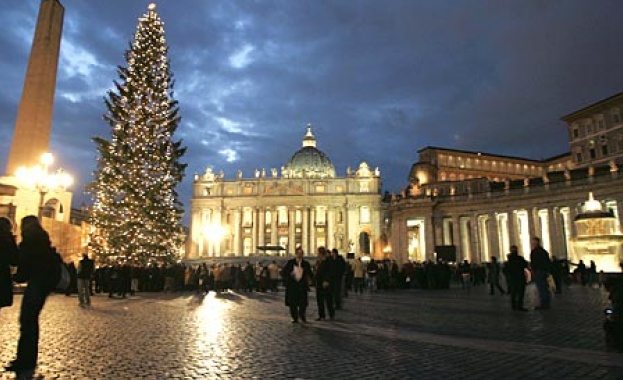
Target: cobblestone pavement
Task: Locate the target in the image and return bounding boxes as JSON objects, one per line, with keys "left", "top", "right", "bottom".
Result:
{"left": 0, "top": 284, "right": 622, "bottom": 379}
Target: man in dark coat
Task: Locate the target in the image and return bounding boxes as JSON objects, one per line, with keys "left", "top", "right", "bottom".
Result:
{"left": 7, "top": 215, "right": 59, "bottom": 375}
{"left": 77, "top": 253, "right": 95, "bottom": 307}
{"left": 314, "top": 247, "right": 335, "bottom": 321}
{"left": 0, "top": 217, "right": 18, "bottom": 309}
{"left": 330, "top": 248, "right": 346, "bottom": 309}
{"left": 505, "top": 246, "right": 528, "bottom": 311}
{"left": 530, "top": 237, "right": 552, "bottom": 310}
{"left": 282, "top": 246, "right": 313, "bottom": 323}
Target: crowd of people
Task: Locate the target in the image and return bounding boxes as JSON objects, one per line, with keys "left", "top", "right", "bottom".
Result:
{"left": 2, "top": 216, "right": 622, "bottom": 375}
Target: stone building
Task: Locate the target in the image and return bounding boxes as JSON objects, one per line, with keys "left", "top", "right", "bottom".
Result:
{"left": 187, "top": 126, "right": 384, "bottom": 260}
{"left": 389, "top": 92, "right": 623, "bottom": 270}
{"left": 562, "top": 91, "right": 623, "bottom": 168}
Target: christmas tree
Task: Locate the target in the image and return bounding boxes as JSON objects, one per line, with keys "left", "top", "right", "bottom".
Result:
{"left": 89, "top": 3, "right": 187, "bottom": 263}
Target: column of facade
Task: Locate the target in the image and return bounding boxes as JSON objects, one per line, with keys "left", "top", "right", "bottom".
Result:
{"left": 271, "top": 209, "right": 278, "bottom": 247}
{"left": 302, "top": 207, "right": 309, "bottom": 255}
{"left": 424, "top": 214, "right": 435, "bottom": 261}
{"left": 395, "top": 217, "right": 408, "bottom": 264}
{"left": 258, "top": 207, "right": 265, "bottom": 248}
{"left": 288, "top": 208, "right": 296, "bottom": 255}
{"left": 310, "top": 208, "right": 316, "bottom": 252}
{"left": 343, "top": 203, "right": 350, "bottom": 254}
{"left": 233, "top": 208, "right": 241, "bottom": 256}
{"left": 327, "top": 207, "right": 335, "bottom": 250}
{"left": 616, "top": 199, "right": 623, "bottom": 230}
{"left": 214, "top": 209, "right": 222, "bottom": 257}
{"left": 251, "top": 208, "right": 258, "bottom": 255}
{"left": 191, "top": 208, "right": 201, "bottom": 258}
{"left": 568, "top": 204, "right": 578, "bottom": 240}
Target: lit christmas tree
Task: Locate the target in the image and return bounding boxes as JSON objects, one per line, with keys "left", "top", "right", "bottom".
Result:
{"left": 89, "top": 3, "right": 187, "bottom": 263}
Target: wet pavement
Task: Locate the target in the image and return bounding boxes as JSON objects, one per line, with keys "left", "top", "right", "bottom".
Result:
{"left": 0, "top": 284, "right": 621, "bottom": 379}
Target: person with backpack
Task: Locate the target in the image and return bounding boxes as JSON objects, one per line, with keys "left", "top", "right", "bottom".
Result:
{"left": 6, "top": 215, "right": 59, "bottom": 376}
{"left": 77, "top": 253, "right": 95, "bottom": 307}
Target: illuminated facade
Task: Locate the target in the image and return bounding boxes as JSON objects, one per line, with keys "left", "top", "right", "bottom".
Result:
{"left": 390, "top": 92, "right": 623, "bottom": 269}
{"left": 188, "top": 126, "right": 384, "bottom": 260}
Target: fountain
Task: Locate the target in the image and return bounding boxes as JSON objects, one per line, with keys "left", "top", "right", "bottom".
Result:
{"left": 569, "top": 192, "right": 623, "bottom": 272}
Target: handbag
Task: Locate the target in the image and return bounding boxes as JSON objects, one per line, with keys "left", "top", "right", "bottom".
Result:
{"left": 56, "top": 263, "right": 70, "bottom": 291}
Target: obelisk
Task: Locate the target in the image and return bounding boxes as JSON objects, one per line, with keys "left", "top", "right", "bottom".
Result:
{"left": 5, "top": 0, "right": 64, "bottom": 175}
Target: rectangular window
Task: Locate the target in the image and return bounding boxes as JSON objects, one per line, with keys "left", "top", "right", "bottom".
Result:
{"left": 576, "top": 152, "right": 583, "bottom": 163}
{"left": 613, "top": 112, "right": 621, "bottom": 124}
{"left": 360, "top": 206, "right": 371, "bottom": 224}
{"left": 602, "top": 145, "right": 609, "bottom": 156}
{"left": 316, "top": 207, "right": 326, "bottom": 225}
{"left": 590, "top": 148, "right": 596, "bottom": 159}
{"left": 598, "top": 120, "right": 605, "bottom": 130}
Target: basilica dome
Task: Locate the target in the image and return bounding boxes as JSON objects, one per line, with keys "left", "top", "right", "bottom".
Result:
{"left": 283, "top": 126, "right": 336, "bottom": 179}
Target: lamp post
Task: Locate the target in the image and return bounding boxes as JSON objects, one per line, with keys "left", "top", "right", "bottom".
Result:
{"left": 16, "top": 152, "right": 73, "bottom": 220}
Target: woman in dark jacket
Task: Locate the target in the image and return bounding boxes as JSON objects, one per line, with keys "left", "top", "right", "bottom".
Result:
{"left": 6, "top": 215, "right": 59, "bottom": 375}
{"left": 0, "top": 217, "right": 18, "bottom": 309}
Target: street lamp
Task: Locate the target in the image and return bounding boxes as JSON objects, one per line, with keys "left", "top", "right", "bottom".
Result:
{"left": 16, "top": 152, "right": 73, "bottom": 220}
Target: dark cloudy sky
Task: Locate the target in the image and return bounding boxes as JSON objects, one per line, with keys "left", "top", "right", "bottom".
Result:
{"left": 1, "top": 0, "right": 622, "bottom": 223}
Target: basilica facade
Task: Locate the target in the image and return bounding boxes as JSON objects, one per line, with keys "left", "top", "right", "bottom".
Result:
{"left": 187, "top": 126, "right": 385, "bottom": 260}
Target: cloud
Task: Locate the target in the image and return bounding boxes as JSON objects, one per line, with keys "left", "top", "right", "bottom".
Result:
{"left": 1, "top": 0, "right": 623, "bottom": 223}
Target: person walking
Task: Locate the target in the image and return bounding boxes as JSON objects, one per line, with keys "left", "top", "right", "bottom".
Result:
{"left": 314, "top": 247, "right": 335, "bottom": 321}
{"left": 282, "top": 247, "right": 313, "bottom": 323}
{"left": 351, "top": 258, "right": 365, "bottom": 294}
{"left": 77, "top": 253, "right": 95, "bottom": 307}
{"left": 6, "top": 215, "right": 60, "bottom": 376}
{"left": 529, "top": 237, "right": 552, "bottom": 310}
{"left": 330, "top": 248, "right": 346, "bottom": 309}
{"left": 505, "top": 246, "right": 528, "bottom": 311}
{"left": 0, "top": 217, "right": 19, "bottom": 311}
{"left": 487, "top": 256, "right": 506, "bottom": 295}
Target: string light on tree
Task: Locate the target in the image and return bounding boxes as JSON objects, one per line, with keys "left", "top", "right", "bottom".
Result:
{"left": 88, "top": 3, "right": 187, "bottom": 263}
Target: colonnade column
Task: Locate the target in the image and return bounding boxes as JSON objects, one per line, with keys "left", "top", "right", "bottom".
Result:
{"left": 470, "top": 214, "right": 480, "bottom": 263}
{"left": 452, "top": 216, "right": 461, "bottom": 261}
{"left": 527, "top": 207, "right": 537, "bottom": 242}
{"left": 487, "top": 213, "right": 500, "bottom": 261}
{"left": 548, "top": 207, "right": 561, "bottom": 257}
{"left": 507, "top": 210, "right": 517, "bottom": 249}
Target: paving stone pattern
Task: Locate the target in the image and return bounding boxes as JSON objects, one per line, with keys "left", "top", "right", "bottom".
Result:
{"left": 0, "top": 285, "right": 622, "bottom": 379}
